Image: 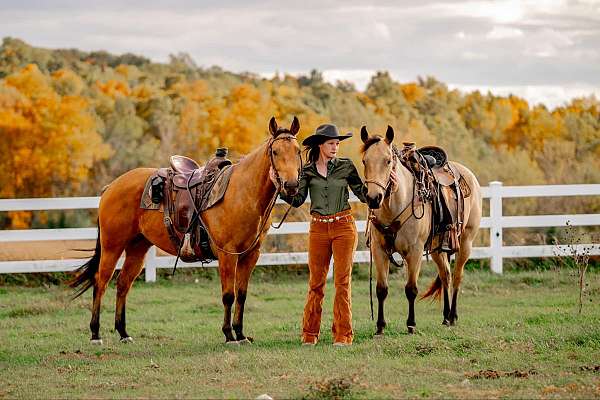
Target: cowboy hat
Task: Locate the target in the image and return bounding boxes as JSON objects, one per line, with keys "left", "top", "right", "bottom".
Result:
{"left": 301, "top": 124, "right": 353, "bottom": 146}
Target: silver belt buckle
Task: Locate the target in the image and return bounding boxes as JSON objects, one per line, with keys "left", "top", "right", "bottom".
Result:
{"left": 328, "top": 218, "right": 334, "bottom": 222}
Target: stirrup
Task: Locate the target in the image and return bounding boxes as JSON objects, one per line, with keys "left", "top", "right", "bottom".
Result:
{"left": 180, "top": 233, "right": 195, "bottom": 258}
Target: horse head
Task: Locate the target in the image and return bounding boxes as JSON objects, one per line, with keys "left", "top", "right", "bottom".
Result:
{"left": 360, "top": 125, "right": 396, "bottom": 209}
{"left": 268, "top": 116, "right": 302, "bottom": 196}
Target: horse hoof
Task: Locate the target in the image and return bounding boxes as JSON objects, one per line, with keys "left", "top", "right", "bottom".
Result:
{"left": 237, "top": 338, "right": 252, "bottom": 345}
{"left": 449, "top": 320, "right": 457, "bottom": 326}
{"left": 90, "top": 339, "right": 103, "bottom": 345}
{"left": 225, "top": 340, "right": 240, "bottom": 346}
{"left": 120, "top": 336, "right": 134, "bottom": 343}
{"left": 442, "top": 319, "right": 451, "bottom": 326}
{"left": 407, "top": 326, "right": 416, "bottom": 334}
{"left": 374, "top": 333, "right": 385, "bottom": 340}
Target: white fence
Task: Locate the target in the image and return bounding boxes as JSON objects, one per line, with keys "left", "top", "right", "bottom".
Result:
{"left": 0, "top": 182, "right": 599, "bottom": 281}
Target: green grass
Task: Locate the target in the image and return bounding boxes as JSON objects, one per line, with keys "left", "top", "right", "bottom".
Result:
{"left": 1, "top": 267, "right": 599, "bottom": 399}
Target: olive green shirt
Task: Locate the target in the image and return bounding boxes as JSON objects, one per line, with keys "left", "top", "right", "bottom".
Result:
{"left": 280, "top": 157, "right": 367, "bottom": 215}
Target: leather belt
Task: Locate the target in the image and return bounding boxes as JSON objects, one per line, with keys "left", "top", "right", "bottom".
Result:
{"left": 311, "top": 212, "right": 353, "bottom": 223}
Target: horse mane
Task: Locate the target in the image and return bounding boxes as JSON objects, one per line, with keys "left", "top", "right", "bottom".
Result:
{"left": 360, "top": 135, "right": 383, "bottom": 153}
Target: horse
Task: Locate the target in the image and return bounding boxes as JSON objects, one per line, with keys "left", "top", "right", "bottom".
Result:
{"left": 360, "top": 126, "right": 482, "bottom": 335}
{"left": 69, "top": 116, "right": 302, "bottom": 344}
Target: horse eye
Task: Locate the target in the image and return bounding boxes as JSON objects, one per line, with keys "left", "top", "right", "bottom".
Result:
{"left": 362, "top": 159, "right": 365, "bottom": 165}
{"left": 386, "top": 159, "right": 391, "bottom": 165}
{"left": 273, "top": 150, "right": 278, "bottom": 156}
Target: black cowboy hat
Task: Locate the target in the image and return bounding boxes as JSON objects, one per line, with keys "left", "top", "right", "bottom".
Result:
{"left": 301, "top": 124, "right": 353, "bottom": 146}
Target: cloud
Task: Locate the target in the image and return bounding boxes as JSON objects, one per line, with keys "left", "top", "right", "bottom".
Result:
{"left": 486, "top": 26, "right": 524, "bottom": 39}
{"left": 0, "top": 0, "right": 598, "bottom": 107}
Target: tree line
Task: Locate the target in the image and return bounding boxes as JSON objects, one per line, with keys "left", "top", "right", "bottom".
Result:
{"left": 1, "top": 38, "right": 598, "bottom": 229}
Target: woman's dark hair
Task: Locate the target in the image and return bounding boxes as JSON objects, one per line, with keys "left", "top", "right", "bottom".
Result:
{"left": 304, "top": 145, "right": 320, "bottom": 164}
{"left": 303, "top": 137, "right": 329, "bottom": 164}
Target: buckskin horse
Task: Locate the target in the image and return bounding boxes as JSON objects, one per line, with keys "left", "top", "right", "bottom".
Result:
{"left": 360, "top": 126, "right": 482, "bottom": 335}
{"left": 70, "top": 117, "right": 302, "bottom": 344}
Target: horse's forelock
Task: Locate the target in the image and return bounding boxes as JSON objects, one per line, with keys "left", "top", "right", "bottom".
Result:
{"left": 274, "top": 127, "right": 292, "bottom": 137}
{"left": 360, "top": 135, "right": 383, "bottom": 154}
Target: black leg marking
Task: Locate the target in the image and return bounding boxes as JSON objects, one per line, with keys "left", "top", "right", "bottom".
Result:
{"left": 222, "top": 292, "right": 236, "bottom": 342}
{"left": 405, "top": 285, "right": 418, "bottom": 334}
{"left": 442, "top": 286, "right": 451, "bottom": 326}
{"left": 449, "top": 290, "right": 459, "bottom": 325}
{"left": 233, "top": 290, "right": 247, "bottom": 341}
{"left": 115, "top": 306, "right": 128, "bottom": 339}
{"left": 375, "top": 285, "right": 388, "bottom": 335}
{"left": 90, "top": 286, "right": 101, "bottom": 340}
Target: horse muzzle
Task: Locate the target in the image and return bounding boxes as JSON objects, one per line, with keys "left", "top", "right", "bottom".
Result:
{"left": 282, "top": 180, "right": 299, "bottom": 196}
{"left": 366, "top": 192, "right": 383, "bottom": 209}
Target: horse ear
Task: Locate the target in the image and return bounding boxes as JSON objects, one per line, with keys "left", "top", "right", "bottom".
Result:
{"left": 290, "top": 116, "right": 300, "bottom": 136}
{"left": 360, "top": 126, "right": 369, "bottom": 143}
{"left": 385, "top": 125, "right": 394, "bottom": 144}
{"left": 269, "top": 117, "right": 278, "bottom": 137}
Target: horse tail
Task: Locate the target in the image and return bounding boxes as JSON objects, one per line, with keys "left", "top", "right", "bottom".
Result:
{"left": 68, "top": 222, "right": 101, "bottom": 299}
{"left": 420, "top": 275, "right": 442, "bottom": 301}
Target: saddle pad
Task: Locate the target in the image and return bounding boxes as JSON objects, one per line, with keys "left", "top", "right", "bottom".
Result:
{"left": 140, "top": 176, "right": 161, "bottom": 210}
{"left": 204, "top": 164, "right": 234, "bottom": 209}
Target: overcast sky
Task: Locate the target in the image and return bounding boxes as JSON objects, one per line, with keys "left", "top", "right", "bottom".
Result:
{"left": 1, "top": 0, "right": 599, "bottom": 108}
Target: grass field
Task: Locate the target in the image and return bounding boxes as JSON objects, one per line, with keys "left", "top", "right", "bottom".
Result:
{"left": 1, "top": 266, "right": 599, "bottom": 399}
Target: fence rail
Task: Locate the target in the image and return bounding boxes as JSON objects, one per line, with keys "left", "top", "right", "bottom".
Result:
{"left": 1, "top": 182, "right": 599, "bottom": 281}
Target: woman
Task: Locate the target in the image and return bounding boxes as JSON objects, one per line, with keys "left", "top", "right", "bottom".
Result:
{"left": 277, "top": 123, "right": 367, "bottom": 346}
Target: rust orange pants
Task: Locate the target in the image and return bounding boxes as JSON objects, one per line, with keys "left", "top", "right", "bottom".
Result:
{"left": 302, "top": 210, "right": 358, "bottom": 344}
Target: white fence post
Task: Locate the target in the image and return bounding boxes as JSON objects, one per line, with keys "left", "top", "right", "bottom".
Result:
{"left": 489, "top": 181, "right": 503, "bottom": 274}
{"left": 145, "top": 246, "right": 157, "bottom": 282}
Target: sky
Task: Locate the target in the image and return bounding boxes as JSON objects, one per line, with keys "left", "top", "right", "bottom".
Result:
{"left": 1, "top": 0, "right": 599, "bottom": 108}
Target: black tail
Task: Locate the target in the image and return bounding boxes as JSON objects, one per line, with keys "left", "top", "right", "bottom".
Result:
{"left": 68, "top": 223, "right": 101, "bottom": 299}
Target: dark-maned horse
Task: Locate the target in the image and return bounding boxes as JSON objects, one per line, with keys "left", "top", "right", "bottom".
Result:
{"left": 70, "top": 117, "right": 302, "bottom": 344}
{"left": 360, "top": 126, "right": 482, "bottom": 335}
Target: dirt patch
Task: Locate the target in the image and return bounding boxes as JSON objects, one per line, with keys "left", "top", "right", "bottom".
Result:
{"left": 580, "top": 365, "right": 600, "bottom": 372}
{"left": 0, "top": 240, "right": 95, "bottom": 261}
{"left": 465, "top": 369, "right": 537, "bottom": 379}
{"left": 305, "top": 375, "right": 363, "bottom": 400}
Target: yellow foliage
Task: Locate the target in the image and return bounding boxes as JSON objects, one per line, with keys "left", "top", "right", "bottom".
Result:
{"left": 52, "top": 69, "right": 85, "bottom": 96}
{"left": 0, "top": 64, "right": 111, "bottom": 202}
{"left": 400, "top": 83, "right": 426, "bottom": 105}
{"left": 130, "top": 83, "right": 157, "bottom": 100}
{"left": 7, "top": 211, "right": 32, "bottom": 229}
{"left": 96, "top": 79, "right": 131, "bottom": 98}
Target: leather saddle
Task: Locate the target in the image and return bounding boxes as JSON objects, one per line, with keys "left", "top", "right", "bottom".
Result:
{"left": 151, "top": 148, "right": 233, "bottom": 262}
{"left": 400, "top": 143, "right": 471, "bottom": 255}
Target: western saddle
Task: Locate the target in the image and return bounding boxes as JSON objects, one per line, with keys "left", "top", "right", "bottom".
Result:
{"left": 370, "top": 142, "right": 471, "bottom": 261}
{"left": 400, "top": 142, "right": 470, "bottom": 255}
{"left": 143, "top": 148, "right": 233, "bottom": 263}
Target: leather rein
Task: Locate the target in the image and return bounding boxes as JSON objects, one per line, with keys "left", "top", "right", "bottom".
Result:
{"left": 195, "top": 133, "right": 301, "bottom": 257}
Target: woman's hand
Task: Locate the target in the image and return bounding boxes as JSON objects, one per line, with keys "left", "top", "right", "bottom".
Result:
{"left": 389, "top": 168, "right": 399, "bottom": 193}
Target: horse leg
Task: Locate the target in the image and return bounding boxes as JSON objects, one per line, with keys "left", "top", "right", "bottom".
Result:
{"left": 430, "top": 251, "right": 452, "bottom": 325}
{"left": 114, "top": 235, "right": 152, "bottom": 342}
{"left": 90, "top": 246, "right": 123, "bottom": 344}
{"left": 449, "top": 233, "right": 473, "bottom": 325}
{"left": 232, "top": 248, "right": 259, "bottom": 343}
{"left": 218, "top": 253, "right": 239, "bottom": 343}
{"left": 371, "top": 242, "right": 390, "bottom": 336}
{"left": 404, "top": 249, "right": 423, "bottom": 334}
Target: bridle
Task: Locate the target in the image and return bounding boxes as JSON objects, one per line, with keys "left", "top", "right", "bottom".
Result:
{"left": 268, "top": 131, "right": 303, "bottom": 191}
{"left": 363, "top": 145, "right": 399, "bottom": 198}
